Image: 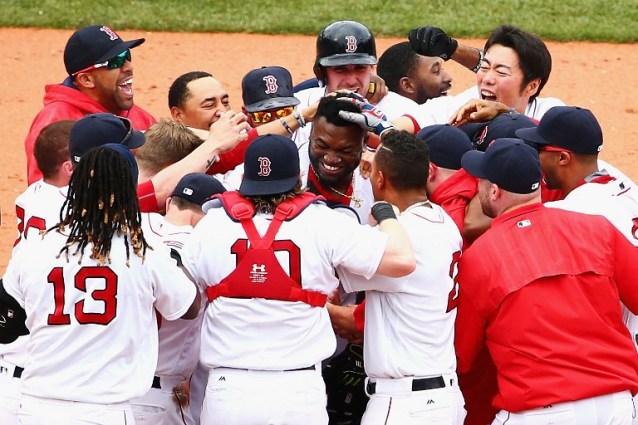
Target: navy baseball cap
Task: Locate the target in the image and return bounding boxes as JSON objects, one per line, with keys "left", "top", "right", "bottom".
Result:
{"left": 64, "top": 25, "right": 145, "bottom": 75}
{"left": 172, "top": 173, "right": 226, "bottom": 206}
{"left": 461, "top": 138, "right": 541, "bottom": 194}
{"left": 102, "top": 143, "right": 139, "bottom": 182}
{"left": 240, "top": 134, "right": 300, "bottom": 196}
{"left": 242, "top": 66, "right": 300, "bottom": 113}
{"left": 417, "top": 125, "right": 473, "bottom": 170}
{"left": 460, "top": 113, "right": 538, "bottom": 152}
{"left": 515, "top": 106, "right": 603, "bottom": 154}
{"left": 69, "top": 113, "right": 146, "bottom": 163}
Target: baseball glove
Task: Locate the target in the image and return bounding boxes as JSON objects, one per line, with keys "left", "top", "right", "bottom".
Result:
{"left": 323, "top": 343, "right": 368, "bottom": 425}
{"left": 408, "top": 26, "right": 458, "bottom": 60}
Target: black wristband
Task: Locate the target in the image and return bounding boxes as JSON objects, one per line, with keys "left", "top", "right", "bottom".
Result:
{"left": 371, "top": 202, "right": 397, "bottom": 224}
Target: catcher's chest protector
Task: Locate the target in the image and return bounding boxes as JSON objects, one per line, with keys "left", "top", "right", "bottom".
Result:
{"left": 206, "top": 192, "right": 327, "bottom": 307}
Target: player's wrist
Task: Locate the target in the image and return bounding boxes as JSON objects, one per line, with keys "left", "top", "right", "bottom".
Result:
{"left": 371, "top": 201, "right": 397, "bottom": 223}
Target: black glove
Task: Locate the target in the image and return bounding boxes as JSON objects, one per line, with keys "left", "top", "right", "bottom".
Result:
{"left": 408, "top": 26, "right": 458, "bottom": 60}
{"left": 323, "top": 343, "right": 368, "bottom": 425}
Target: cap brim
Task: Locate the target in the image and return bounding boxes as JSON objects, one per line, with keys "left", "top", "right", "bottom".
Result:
{"left": 124, "top": 130, "right": 146, "bottom": 149}
{"left": 245, "top": 97, "right": 300, "bottom": 113}
{"left": 95, "top": 38, "right": 145, "bottom": 64}
{"left": 515, "top": 127, "right": 549, "bottom": 145}
{"left": 461, "top": 150, "right": 489, "bottom": 180}
{"left": 319, "top": 53, "right": 377, "bottom": 67}
{"left": 239, "top": 175, "right": 299, "bottom": 197}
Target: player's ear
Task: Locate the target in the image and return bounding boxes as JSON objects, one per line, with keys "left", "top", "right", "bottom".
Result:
{"left": 61, "top": 160, "right": 74, "bottom": 179}
{"left": 165, "top": 196, "right": 172, "bottom": 212}
{"left": 427, "top": 162, "right": 437, "bottom": 182}
{"left": 558, "top": 151, "right": 572, "bottom": 165}
{"left": 170, "top": 106, "right": 185, "bottom": 123}
{"left": 73, "top": 72, "right": 96, "bottom": 89}
{"left": 399, "top": 76, "right": 415, "bottom": 96}
{"left": 524, "top": 77, "right": 541, "bottom": 98}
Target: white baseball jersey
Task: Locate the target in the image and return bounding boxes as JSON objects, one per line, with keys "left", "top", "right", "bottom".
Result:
{"left": 181, "top": 202, "right": 389, "bottom": 371}
{"left": 406, "top": 85, "right": 565, "bottom": 129}
{"left": 1, "top": 180, "right": 69, "bottom": 370}
{"left": 293, "top": 87, "right": 417, "bottom": 149}
{"left": 142, "top": 213, "right": 204, "bottom": 380}
{"left": 337, "top": 202, "right": 462, "bottom": 378}
{"left": 2, "top": 228, "right": 197, "bottom": 404}
{"left": 13, "top": 179, "right": 68, "bottom": 255}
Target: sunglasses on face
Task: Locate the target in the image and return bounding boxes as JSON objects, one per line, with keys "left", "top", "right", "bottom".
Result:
{"left": 73, "top": 49, "right": 131, "bottom": 75}
{"left": 539, "top": 145, "right": 572, "bottom": 153}
{"left": 249, "top": 106, "right": 295, "bottom": 124}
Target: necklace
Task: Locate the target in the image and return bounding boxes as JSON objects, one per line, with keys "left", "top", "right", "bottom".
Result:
{"left": 403, "top": 200, "right": 431, "bottom": 214}
{"left": 309, "top": 164, "right": 364, "bottom": 208}
{"left": 328, "top": 185, "right": 364, "bottom": 208}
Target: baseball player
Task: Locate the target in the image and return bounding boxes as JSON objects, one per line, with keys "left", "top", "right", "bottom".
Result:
{"left": 133, "top": 173, "right": 226, "bottom": 425}
{"left": 24, "top": 25, "right": 155, "bottom": 184}
{"left": 180, "top": 134, "right": 415, "bottom": 425}
{"left": 336, "top": 130, "right": 465, "bottom": 424}
{"left": 391, "top": 24, "right": 565, "bottom": 133}
{"left": 1, "top": 120, "right": 75, "bottom": 425}
{"left": 294, "top": 20, "right": 417, "bottom": 149}
{"left": 377, "top": 41, "right": 453, "bottom": 104}
{"left": 1, "top": 145, "right": 200, "bottom": 425}
{"left": 457, "top": 139, "right": 638, "bottom": 424}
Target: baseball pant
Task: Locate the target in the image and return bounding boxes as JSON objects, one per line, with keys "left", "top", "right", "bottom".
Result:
{"left": 200, "top": 366, "right": 328, "bottom": 425}
{"left": 361, "top": 374, "right": 466, "bottom": 425}
{"left": 18, "top": 395, "right": 134, "bottom": 425}
{"left": 131, "top": 375, "right": 195, "bottom": 425}
{"left": 0, "top": 360, "right": 22, "bottom": 425}
{"left": 491, "top": 390, "right": 634, "bottom": 425}
{"left": 189, "top": 361, "right": 209, "bottom": 424}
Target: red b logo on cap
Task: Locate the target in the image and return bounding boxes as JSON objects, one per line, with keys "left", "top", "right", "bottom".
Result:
{"left": 257, "top": 157, "right": 272, "bottom": 176}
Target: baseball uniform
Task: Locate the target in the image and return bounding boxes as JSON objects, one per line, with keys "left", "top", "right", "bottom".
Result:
{"left": 0, "top": 180, "right": 69, "bottom": 425}
{"left": 131, "top": 213, "right": 204, "bottom": 425}
{"left": 405, "top": 86, "right": 564, "bottom": 129}
{"left": 181, "top": 197, "right": 390, "bottom": 425}
{"left": 2, "top": 224, "right": 197, "bottom": 424}
{"left": 337, "top": 202, "right": 465, "bottom": 425}
{"left": 456, "top": 203, "right": 638, "bottom": 423}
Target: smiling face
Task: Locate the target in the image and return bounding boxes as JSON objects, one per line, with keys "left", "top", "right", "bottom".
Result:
{"left": 308, "top": 116, "right": 365, "bottom": 188}
{"left": 172, "top": 76, "right": 230, "bottom": 130}
{"left": 324, "top": 64, "right": 374, "bottom": 96}
{"left": 476, "top": 44, "right": 540, "bottom": 113}
{"left": 83, "top": 55, "right": 135, "bottom": 113}
{"left": 409, "top": 56, "right": 452, "bottom": 103}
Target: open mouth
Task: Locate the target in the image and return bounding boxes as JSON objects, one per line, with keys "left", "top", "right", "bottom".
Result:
{"left": 119, "top": 77, "right": 133, "bottom": 96}
{"left": 319, "top": 161, "right": 343, "bottom": 178}
{"left": 480, "top": 89, "right": 497, "bottom": 101}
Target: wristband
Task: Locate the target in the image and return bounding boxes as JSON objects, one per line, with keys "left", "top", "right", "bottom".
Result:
{"left": 293, "top": 108, "right": 306, "bottom": 128}
{"left": 279, "top": 118, "right": 294, "bottom": 135}
{"left": 371, "top": 201, "right": 397, "bottom": 224}
{"left": 470, "top": 49, "right": 486, "bottom": 73}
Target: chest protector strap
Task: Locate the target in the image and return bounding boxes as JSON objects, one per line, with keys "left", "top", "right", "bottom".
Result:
{"left": 206, "top": 192, "right": 328, "bottom": 307}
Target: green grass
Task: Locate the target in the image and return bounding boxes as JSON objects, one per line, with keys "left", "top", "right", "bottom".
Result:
{"left": 1, "top": 0, "right": 637, "bottom": 42}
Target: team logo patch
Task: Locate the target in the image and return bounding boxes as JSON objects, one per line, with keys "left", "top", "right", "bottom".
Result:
{"left": 100, "top": 26, "right": 120, "bottom": 41}
{"left": 531, "top": 182, "right": 540, "bottom": 190}
{"left": 263, "top": 75, "right": 278, "bottom": 94}
{"left": 345, "top": 35, "right": 357, "bottom": 53}
{"left": 250, "top": 263, "right": 267, "bottom": 283}
{"left": 257, "top": 157, "right": 272, "bottom": 177}
{"left": 517, "top": 219, "right": 532, "bottom": 228}
{"left": 182, "top": 187, "right": 194, "bottom": 196}
{"left": 475, "top": 125, "right": 488, "bottom": 147}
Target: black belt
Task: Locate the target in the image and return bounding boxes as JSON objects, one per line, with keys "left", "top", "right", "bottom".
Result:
{"left": 284, "top": 365, "right": 316, "bottom": 372}
{"left": 14, "top": 366, "right": 24, "bottom": 379}
{"left": 366, "top": 376, "right": 446, "bottom": 395}
{"left": 152, "top": 376, "right": 161, "bottom": 389}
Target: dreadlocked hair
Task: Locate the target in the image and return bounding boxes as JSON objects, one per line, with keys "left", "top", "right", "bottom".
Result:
{"left": 48, "top": 146, "right": 150, "bottom": 267}
{"left": 245, "top": 180, "right": 305, "bottom": 214}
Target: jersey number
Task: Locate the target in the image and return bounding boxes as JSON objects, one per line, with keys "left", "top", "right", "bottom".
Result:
{"left": 230, "top": 239, "right": 302, "bottom": 284}
{"left": 446, "top": 251, "right": 462, "bottom": 312}
{"left": 14, "top": 205, "right": 47, "bottom": 247}
{"left": 47, "top": 266, "right": 118, "bottom": 326}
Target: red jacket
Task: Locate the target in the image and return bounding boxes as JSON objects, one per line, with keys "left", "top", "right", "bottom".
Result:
{"left": 456, "top": 203, "right": 638, "bottom": 412}
{"left": 429, "top": 169, "right": 478, "bottom": 236}
{"left": 24, "top": 82, "right": 156, "bottom": 184}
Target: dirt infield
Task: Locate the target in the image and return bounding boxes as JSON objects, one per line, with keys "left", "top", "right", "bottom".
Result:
{"left": 1, "top": 28, "right": 637, "bottom": 273}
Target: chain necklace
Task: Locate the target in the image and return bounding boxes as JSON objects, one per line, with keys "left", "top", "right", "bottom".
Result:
{"left": 310, "top": 164, "right": 364, "bottom": 208}
{"left": 327, "top": 185, "right": 364, "bottom": 208}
